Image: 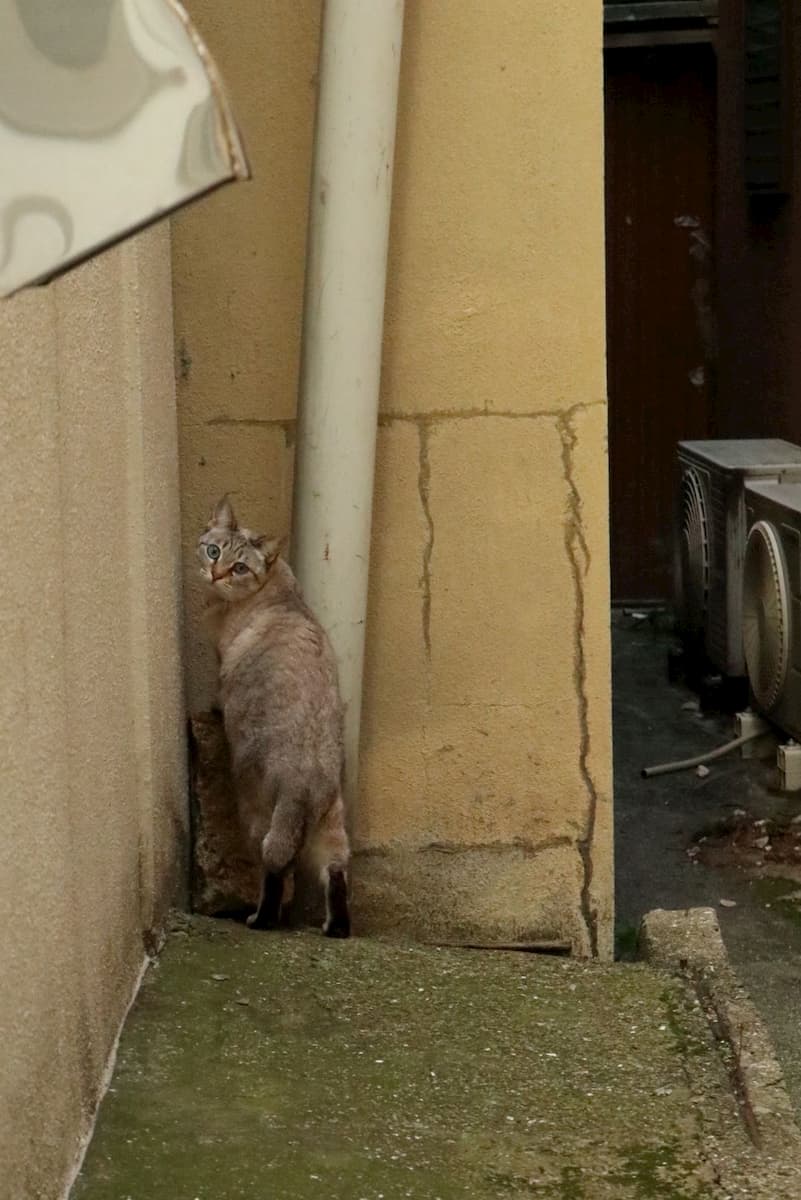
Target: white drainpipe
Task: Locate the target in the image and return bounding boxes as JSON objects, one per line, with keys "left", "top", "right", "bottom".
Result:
{"left": 291, "top": 0, "right": 405, "bottom": 806}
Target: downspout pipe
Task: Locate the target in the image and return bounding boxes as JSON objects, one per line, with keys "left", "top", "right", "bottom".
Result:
{"left": 291, "top": 0, "right": 405, "bottom": 805}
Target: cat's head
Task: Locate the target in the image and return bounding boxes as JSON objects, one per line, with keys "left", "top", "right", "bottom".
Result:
{"left": 197, "top": 496, "right": 281, "bottom": 600}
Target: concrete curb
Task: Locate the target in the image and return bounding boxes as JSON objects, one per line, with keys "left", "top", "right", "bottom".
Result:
{"left": 638, "top": 907, "right": 801, "bottom": 1158}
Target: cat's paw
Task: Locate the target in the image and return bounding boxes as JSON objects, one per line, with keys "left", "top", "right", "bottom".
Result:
{"left": 323, "top": 916, "right": 351, "bottom": 939}
{"left": 247, "top": 909, "right": 280, "bottom": 931}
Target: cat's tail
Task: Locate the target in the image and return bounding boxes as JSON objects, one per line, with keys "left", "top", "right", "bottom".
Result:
{"left": 247, "top": 786, "right": 308, "bottom": 930}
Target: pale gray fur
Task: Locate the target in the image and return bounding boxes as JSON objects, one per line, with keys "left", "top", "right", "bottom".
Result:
{"left": 197, "top": 496, "right": 351, "bottom": 937}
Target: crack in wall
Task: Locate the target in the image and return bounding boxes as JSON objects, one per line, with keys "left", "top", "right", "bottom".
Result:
{"left": 404, "top": 402, "right": 602, "bottom": 665}
{"left": 425, "top": 835, "right": 573, "bottom": 857}
{"left": 204, "top": 402, "right": 606, "bottom": 442}
{"left": 417, "top": 421, "right": 434, "bottom": 657}
{"left": 353, "top": 835, "right": 573, "bottom": 858}
{"left": 436, "top": 701, "right": 535, "bottom": 711}
{"left": 558, "top": 406, "right": 599, "bottom": 957}
{"left": 204, "top": 400, "right": 604, "bottom": 430}
{"left": 380, "top": 399, "right": 605, "bottom": 427}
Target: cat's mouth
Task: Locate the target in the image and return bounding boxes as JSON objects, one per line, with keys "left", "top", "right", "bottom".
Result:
{"left": 201, "top": 568, "right": 231, "bottom": 589}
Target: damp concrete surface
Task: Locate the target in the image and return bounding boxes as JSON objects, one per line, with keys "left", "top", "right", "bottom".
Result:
{"left": 612, "top": 610, "right": 801, "bottom": 1119}
{"left": 73, "top": 915, "right": 797, "bottom": 1200}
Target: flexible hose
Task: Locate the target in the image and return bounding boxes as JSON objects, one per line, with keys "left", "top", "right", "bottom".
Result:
{"left": 641, "top": 730, "right": 764, "bottom": 779}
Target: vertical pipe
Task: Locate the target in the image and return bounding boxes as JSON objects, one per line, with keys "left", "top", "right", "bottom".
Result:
{"left": 291, "top": 0, "right": 405, "bottom": 805}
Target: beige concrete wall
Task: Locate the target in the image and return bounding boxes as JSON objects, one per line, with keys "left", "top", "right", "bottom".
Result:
{"left": 0, "top": 227, "right": 187, "bottom": 1198}
{"left": 174, "top": 1, "right": 612, "bottom": 956}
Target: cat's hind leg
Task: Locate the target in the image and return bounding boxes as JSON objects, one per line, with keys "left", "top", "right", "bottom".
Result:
{"left": 247, "top": 791, "right": 305, "bottom": 931}
{"left": 306, "top": 794, "right": 351, "bottom": 939}
{"left": 246, "top": 871, "right": 295, "bottom": 930}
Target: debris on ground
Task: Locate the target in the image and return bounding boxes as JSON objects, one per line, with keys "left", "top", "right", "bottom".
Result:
{"left": 690, "top": 811, "right": 801, "bottom": 879}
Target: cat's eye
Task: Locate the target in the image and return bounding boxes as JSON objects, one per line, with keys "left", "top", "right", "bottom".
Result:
{"left": 232, "top": 562, "right": 249, "bottom": 576}
{"left": 206, "top": 545, "right": 221, "bottom": 561}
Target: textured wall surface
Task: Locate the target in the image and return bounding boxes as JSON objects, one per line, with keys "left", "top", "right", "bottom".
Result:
{"left": 716, "top": 1, "right": 801, "bottom": 446}
{"left": 173, "top": 1, "right": 612, "bottom": 956}
{"left": 0, "top": 227, "right": 187, "bottom": 1198}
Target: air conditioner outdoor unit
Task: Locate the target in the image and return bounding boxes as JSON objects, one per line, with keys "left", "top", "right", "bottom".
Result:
{"left": 742, "top": 480, "right": 801, "bottom": 739}
{"left": 675, "top": 439, "right": 801, "bottom": 678}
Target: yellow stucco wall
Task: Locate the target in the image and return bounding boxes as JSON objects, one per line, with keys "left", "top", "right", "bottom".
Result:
{"left": 174, "top": 1, "right": 611, "bottom": 956}
{"left": 0, "top": 228, "right": 187, "bottom": 1198}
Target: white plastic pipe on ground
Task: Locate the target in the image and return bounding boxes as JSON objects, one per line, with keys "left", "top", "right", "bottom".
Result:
{"left": 291, "top": 0, "right": 405, "bottom": 808}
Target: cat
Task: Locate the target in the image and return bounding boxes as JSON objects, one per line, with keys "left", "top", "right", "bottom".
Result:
{"left": 197, "top": 495, "right": 351, "bottom": 938}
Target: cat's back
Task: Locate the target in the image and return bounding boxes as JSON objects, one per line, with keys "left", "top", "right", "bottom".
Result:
{"left": 218, "top": 565, "right": 343, "bottom": 746}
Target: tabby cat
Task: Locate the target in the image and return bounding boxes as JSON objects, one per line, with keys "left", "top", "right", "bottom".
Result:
{"left": 198, "top": 496, "right": 350, "bottom": 937}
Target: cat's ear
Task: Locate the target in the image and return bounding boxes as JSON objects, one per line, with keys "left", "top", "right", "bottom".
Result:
{"left": 250, "top": 533, "right": 284, "bottom": 565}
{"left": 208, "top": 495, "right": 237, "bottom": 530}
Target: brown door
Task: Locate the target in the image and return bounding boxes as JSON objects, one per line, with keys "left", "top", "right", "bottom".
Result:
{"left": 605, "top": 43, "right": 717, "bottom": 603}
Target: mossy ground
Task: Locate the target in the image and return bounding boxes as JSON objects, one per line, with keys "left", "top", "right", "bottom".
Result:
{"left": 73, "top": 917, "right": 772, "bottom": 1199}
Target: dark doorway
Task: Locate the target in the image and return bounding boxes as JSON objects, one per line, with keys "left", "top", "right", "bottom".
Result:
{"left": 605, "top": 41, "right": 718, "bottom": 602}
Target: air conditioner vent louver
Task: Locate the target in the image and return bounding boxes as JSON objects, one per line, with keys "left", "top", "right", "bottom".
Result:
{"left": 706, "top": 468, "right": 729, "bottom": 662}
{"left": 679, "top": 466, "right": 709, "bottom": 639}
{"left": 743, "top": 519, "right": 790, "bottom": 712}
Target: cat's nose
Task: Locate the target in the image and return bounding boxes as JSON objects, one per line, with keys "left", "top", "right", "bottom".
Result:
{"left": 211, "top": 565, "right": 226, "bottom": 581}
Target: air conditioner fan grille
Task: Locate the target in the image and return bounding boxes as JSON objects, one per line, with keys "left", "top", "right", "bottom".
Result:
{"left": 742, "top": 519, "right": 790, "bottom": 712}
{"left": 679, "top": 466, "right": 709, "bottom": 638}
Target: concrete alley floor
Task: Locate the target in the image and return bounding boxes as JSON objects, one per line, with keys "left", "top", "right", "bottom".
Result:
{"left": 74, "top": 916, "right": 793, "bottom": 1200}
{"left": 613, "top": 611, "right": 801, "bottom": 1116}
